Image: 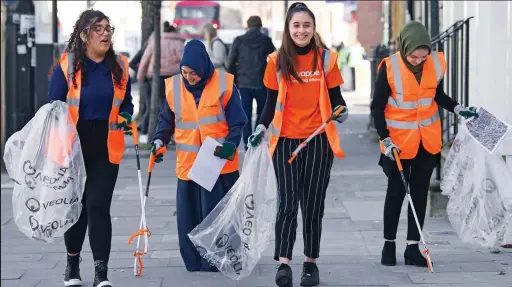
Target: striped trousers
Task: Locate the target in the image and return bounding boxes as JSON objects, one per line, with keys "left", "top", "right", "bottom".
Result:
{"left": 273, "top": 132, "right": 334, "bottom": 261}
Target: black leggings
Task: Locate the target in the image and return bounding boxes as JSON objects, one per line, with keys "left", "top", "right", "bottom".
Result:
{"left": 381, "top": 143, "right": 437, "bottom": 241}
{"left": 64, "top": 120, "right": 119, "bottom": 262}
{"left": 273, "top": 132, "right": 334, "bottom": 261}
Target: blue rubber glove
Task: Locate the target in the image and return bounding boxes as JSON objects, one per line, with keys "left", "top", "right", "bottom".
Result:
{"left": 332, "top": 105, "right": 349, "bottom": 123}
{"left": 248, "top": 124, "right": 266, "bottom": 148}
{"left": 117, "top": 112, "right": 133, "bottom": 135}
{"left": 382, "top": 137, "right": 400, "bottom": 161}
{"left": 454, "top": 105, "right": 479, "bottom": 119}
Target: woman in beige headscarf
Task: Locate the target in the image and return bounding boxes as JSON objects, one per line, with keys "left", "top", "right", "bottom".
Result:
{"left": 203, "top": 23, "right": 228, "bottom": 70}
{"left": 370, "top": 21, "right": 479, "bottom": 268}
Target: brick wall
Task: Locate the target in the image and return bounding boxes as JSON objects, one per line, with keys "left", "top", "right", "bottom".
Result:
{"left": 356, "top": 1, "right": 384, "bottom": 54}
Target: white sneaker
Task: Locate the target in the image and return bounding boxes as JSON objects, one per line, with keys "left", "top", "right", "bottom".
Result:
{"left": 139, "top": 134, "right": 148, "bottom": 144}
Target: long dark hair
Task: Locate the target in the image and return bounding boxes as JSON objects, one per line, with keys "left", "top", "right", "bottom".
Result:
{"left": 277, "top": 2, "right": 326, "bottom": 83}
{"left": 49, "top": 10, "right": 123, "bottom": 88}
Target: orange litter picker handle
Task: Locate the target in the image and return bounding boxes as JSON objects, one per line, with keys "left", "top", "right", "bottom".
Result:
{"left": 332, "top": 105, "right": 345, "bottom": 117}
{"left": 288, "top": 153, "right": 298, "bottom": 164}
{"left": 148, "top": 153, "right": 156, "bottom": 173}
{"left": 130, "top": 121, "right": 139, "bottom": 146}
{"left": 288, "top": 106, "right": 345, "bottom": 164}
{"left": 392, "top": 149, "right": 403, "bottom": 171}
{"left": 288, "top": 142, "right": 307, "bottom": 163}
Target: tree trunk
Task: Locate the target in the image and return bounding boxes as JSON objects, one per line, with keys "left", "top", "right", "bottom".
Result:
{"left": 136, "top": 1, "right": 155, "bottom": 126}
{"left": 147, "top": 0, "right": 161, "bottom": 141}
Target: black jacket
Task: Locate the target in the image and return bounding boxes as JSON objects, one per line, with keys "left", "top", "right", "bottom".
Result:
{"left": 226, "top": 28, "right": 275, "bottom": 88}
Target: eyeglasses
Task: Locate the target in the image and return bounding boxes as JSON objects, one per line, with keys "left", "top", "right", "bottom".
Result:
{"left": 89, "top": 25, "right": 115, "bottom": 35}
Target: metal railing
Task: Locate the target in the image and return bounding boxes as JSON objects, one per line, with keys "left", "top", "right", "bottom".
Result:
{"left": 431, "top": 17, "right": 473, "bottom": 180}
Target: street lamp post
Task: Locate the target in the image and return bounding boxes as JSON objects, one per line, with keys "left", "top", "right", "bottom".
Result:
{"left": 284, "top": 0, "right": 288, "bottom": 17}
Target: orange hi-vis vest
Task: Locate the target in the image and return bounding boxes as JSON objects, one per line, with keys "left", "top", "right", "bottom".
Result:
{"left": 59, "top": 52, "right": 130, "bottom": 164}
{"left": 165, "top": 70, "right": 239, "bottom": 180}
{"left": 378, "top": 51, "right": 446, "bottom": 159}
{"left": 268, "top": 48, "right": 345, "bottom": 158}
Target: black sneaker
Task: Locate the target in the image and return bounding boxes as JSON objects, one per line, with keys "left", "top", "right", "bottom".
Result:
{"left": 404, "top": 243, "right": 428, "bottom": 267}
{"left": 300, "top": 262, "right": 319, "bottom": 286}
{"left": 93, "top": 260, "right": 113, "bottom": 287}
{"left": 275, "top": 263, "right": 293, "bottom": 287}
{"left": 64, "top": 254, "right": 83, "bottom": 286}
{"left": 381, "top": 241, "right": 397, "bottom": 266}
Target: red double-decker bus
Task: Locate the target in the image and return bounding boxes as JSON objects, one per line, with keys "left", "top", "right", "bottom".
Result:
{"left": 172, "top": 0, "right": 242, "bottom": 38}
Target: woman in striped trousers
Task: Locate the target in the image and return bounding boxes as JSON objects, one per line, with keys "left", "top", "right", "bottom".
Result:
{"left": 248, "top": 3, "right": 349, "bottom": 286}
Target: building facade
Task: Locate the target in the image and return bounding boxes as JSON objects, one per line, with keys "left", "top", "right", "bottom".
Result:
{"left": 442, "top": 1, "right": 512, "bottom": 169}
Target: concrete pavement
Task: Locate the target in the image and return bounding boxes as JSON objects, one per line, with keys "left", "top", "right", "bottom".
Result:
{"left": 1, "top": 90, "right": 511, "bottom": 287}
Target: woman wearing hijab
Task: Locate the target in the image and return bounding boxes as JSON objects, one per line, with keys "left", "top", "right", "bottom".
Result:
{"left": 370, "top": 21, "right": 479, "bottom": 267}
{"left": 151, "top": 39, "right": 247, "bottom": 272}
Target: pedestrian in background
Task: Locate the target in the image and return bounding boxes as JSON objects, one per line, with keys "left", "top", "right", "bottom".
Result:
{"left": 137, "top": 21, "right": 185, "bottom": 142}
{"left": 370, "top": 21, "right": 479, "bottom": 268}
{"left": 47, "top": 10, "right": 133, "bottom": 287}
{"left": 336, "top": 41, "right": 348, "bottom": 75}
{"left": 203, "top": 23, "right": 228, "bottom": 70}
{"left": 150, "top": 39, "right": 247, "bottom": 272}
{"left": 247, "top": 2, "right": 349, "bottom": 286}
{"left": 129, "top": 33, "right": 153, "bottom": 137}
{"left": 226, "top": 15, "right": 275, "bottom": 150}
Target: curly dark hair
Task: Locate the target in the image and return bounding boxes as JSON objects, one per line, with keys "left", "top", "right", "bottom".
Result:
{"left": 49, "top": 9, "right": 123, "bottom": 88}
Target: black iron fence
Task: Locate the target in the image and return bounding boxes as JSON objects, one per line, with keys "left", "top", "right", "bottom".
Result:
{"left": 367, "top": 44, "right": 390, "bottom": 131}
{"left": 431, "top": 17, "right": 473, "bottom": 180}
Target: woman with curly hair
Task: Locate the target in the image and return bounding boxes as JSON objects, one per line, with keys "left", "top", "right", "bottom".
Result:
{"left": 48, "top": 9, "right": 133, "bottom": 287}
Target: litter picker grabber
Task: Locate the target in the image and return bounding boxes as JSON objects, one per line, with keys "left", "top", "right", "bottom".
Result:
{"left": 288, "top": 105, "right": 345, "bottom": 163}
{"left": 392, "top": 149, "right": 434, "bottom": 273}
{"left": 127, "top": 121, "right": 151, "bottom": 276}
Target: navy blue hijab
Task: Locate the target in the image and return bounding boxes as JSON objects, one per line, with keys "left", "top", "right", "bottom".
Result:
{"left": 180, "top": 39, "right": 215, "bottom": 99}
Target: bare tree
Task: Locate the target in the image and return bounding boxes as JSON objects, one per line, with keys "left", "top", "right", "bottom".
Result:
{"left": 147, "top": 0, "right": 161, "bottom": 141}
{"left": 136, "top": 1, "right": 155, "bottom": 126}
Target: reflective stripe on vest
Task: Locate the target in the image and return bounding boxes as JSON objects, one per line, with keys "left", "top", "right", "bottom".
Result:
{"left": 65, "top": 54, "right": 126, "bottom": 131}
{"left": 271, "top": 48, "right": 331, "bottom": 137}
{"left": 173, "top": 71, "right": 229, "bottom": 153}
{"left": 387, "top": 52, "right": 443, "bottom": 109}
{"left": 385, "top": 52, "right": 443, "bottom": 129}
{"left": 386, "top": 112, "right": 440, "bottom": 130}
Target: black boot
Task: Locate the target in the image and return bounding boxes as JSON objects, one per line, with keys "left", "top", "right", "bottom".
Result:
{"left": 93, "top": 260, "right": 113, "bottom": 287}
{"left": 381, "top": 241, "right": 397, "bottom": 266}
{"left": 300, "top": 262, "right": 320, "bottom": 286}
{"left": 64, "top": 254, "right": 82, "bottom": 286}
{"left": 275, "top": 263, "right": 293, "bottom": 287}
{"left": 404, "top": 243, "right": 428, "bottom": 267}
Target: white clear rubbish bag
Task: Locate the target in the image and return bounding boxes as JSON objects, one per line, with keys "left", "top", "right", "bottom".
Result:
{"left": 3, "top": 101, "right": 86, "bottom": 243}
{"left": 188, "top": 142, "right": 278, "bottom": 280}
{"left": 441, "top": 125, "right": 512, "bottom": 248}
